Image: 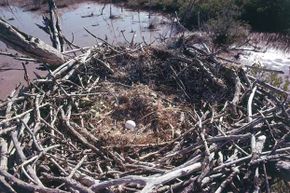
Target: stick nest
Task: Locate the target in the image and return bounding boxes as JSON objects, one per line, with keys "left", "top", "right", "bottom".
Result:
{"left": 0, "top": 40, "right": 289, "bottom": 193}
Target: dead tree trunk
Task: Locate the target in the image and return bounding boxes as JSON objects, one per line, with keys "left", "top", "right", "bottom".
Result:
{"left": 47, "top": 0, "right": 64, "bottom": 52}
{"left": 0, "top": 18, "right": 66, "bottom": 66}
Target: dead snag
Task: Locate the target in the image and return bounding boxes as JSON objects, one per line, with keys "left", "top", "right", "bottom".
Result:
{"left": 0, "top": 18, "right": 66, "bottom": 65}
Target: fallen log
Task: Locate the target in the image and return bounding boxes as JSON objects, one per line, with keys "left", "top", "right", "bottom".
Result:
{"left": 0, "top": 18, "right": 66, "bottom": 65}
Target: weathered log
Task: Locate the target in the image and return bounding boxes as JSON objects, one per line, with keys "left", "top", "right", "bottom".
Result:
{"left": 0, "top": 18, "right": 66, "bottom": 65}
{"left": 45, "top": 0, "right": 64, "bottom": 51}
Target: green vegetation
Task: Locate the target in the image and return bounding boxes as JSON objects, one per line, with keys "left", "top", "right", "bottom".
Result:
{"left": 196, "top": 0, "right": 249, "bottom": 46}
{"left": 118, "top": 0, "right": 290, "bottom": 37}
{"left": 241, "top": 0, "right": 290, "bottom": 33}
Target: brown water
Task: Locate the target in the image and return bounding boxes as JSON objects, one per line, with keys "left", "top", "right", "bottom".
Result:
{"left": 0, "top": 1, "right": 175, "bottom": 99}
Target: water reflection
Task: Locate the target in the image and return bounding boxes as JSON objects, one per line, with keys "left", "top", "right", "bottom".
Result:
{"left": 0, "top": 1, "right": 173, "bottom": 99}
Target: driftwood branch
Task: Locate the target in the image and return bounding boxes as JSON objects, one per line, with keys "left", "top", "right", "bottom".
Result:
{"left": 0, "top": 18, "right": 66, "bottom": 65}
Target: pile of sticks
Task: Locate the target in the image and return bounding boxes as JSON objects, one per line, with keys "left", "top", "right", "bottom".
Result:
{"left": 0, "top": 38, "right": 289, "bottom": 193}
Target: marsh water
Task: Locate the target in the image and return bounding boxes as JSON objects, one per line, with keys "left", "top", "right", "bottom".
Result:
{"left": 0, "top": 1, "right": 174, "bottom": 99}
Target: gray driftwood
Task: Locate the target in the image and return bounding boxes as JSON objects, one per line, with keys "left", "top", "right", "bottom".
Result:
{"left": 0, "top": 18, "right": 66, "bottom": 65}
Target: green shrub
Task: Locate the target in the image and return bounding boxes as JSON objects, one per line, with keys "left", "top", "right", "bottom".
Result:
{"left": 204, "top": 16, "right": 249, "bottom": 46}
{"left": 241, "top": 0, "right": 290, "bottom": 33}
{"left": 121, "top": 0, "right": 290, "bottom": 34}
{"left": 182, "top": 0, "right": 250, "bottom": 46}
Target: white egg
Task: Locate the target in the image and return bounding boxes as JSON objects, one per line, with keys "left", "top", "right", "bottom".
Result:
{"left": 125, "top": 120, "right": 136, "bottom": 130}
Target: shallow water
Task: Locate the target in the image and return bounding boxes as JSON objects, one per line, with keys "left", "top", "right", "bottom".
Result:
{"left": 237, "top": 47, "right": 290, "bottom": 91}
{"left": 240, "top": 48, "right": 290, "bottom": 76}
{"left": 0, "top": 1, "right": 174, "bottom": 99}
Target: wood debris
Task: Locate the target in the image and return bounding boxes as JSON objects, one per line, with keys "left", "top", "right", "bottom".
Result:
{"left": 0, "top": 35, "right": 289, "bottom": 193}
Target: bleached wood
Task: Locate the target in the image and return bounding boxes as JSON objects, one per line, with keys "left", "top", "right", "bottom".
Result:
{"left": 0, "top": 18, "right": 66, "bottom": 65}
